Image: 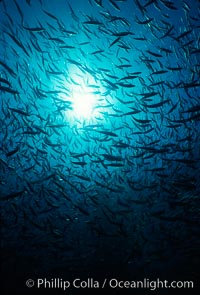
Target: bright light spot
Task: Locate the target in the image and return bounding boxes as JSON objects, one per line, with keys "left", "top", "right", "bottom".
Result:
{"left": 68, "top": 73, "right": 101, "bottom": 120}
{"left": 62, "top": 71, "right": 106, "bottom": 122}
{"left": 73, "top": 92, "right": 96, "bottom": 119}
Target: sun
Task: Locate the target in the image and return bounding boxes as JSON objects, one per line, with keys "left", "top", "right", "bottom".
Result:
{"left": 73, "top": 91, "right": 96, "bottom": 119}
{"left": 62, "top": 71, "right": 104, "bottom": 121}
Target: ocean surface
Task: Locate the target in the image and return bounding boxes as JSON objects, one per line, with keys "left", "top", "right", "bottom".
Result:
{"left": 0, "top": 0, "right": 200, "bottom": 294}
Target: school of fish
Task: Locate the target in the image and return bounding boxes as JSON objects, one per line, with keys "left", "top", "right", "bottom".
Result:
{"left": 0, "top": 0, "right": 200, "bottom": 292}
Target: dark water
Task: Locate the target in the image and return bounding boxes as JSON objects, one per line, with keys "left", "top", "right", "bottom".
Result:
{"left": 0, "top": 0, "right": 200, "bottom": 294}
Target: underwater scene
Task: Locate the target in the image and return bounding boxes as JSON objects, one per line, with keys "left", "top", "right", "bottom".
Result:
{"left": 0, "top": 0, "right": 200, "bottom": 294}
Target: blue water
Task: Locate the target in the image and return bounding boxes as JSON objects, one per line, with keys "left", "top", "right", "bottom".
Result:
{"left": 0, "top": 0, "right": 200, "bottom": 294}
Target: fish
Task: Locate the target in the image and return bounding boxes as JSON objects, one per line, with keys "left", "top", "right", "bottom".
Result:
{"left": 132, "top": 117, "right": 151, "bottom": 124}
{"left": 151, "top": 70, "right": 168, "bottom": 75}
{"left": 0, "top": 86, "right": 19, "bottom": 95}
{"left": 140, "top": 91, "right": 159, "bottom": 99}
{"left": 25, "top": 0, "right": 31, "bottom": 6}
{"left": 0, "top": 77, "right": 11, "bottom": 87}
{"left": 0, "top": 60, "right": 17, "bottom": 77}
{"left": 167, "top": 66, "right": 183, "bottom": 71}
{"left": 135, "top": 17, "right": 154, "bottom": 25}
{"left": 23, "top": 26, "right": 45, "bottom": 32}
{"left": 182, "top": 105, "right": 200, "bottom": 113}
{"left": 5, "top": 32, "right": 30, "bottom": 56}
{"left": 8, "top": 107, "right": 30, "bottom": 116}
{"left": 96, "top": 130, "right": 118, "bottom": 137}
{"left": 72, "top": 174, "right": 91, "bottom": 181}
{"left": 104, "top": 163, "right": 124, "bottom": 167}
{"left": 146, "top": 50, "right": 163, "bottom": 58}
{"left": 160, "top": 25, "right": 174, "bottom": 39}
{"left": 13, "top": 0, "right": 24, "bottom": 24}
{"left": 142, "top": 99, "right": 170, "bottom": 108}
{"left": 6, "top": 146, "right": 20, "bottom": 157}
{"left": 174, "top": 29, "right": 193, "bottom": 41}
{"left": 1, "top": 190, "right": 25, "bottom": 201}
{"left": 108, "top": 0, "right": 120, "bottom": 11}
{"left": 42, "top": 9, "right": 59, "bottom": 21}
{"left": 71, "top": 161, "right": 87, "bottom": 167}
{"left": 74, "top": 203, "right": 90, "bottom": 215}
{"left": 83, "top": 20, "right": 103, "bottom": 25}
{"left": 109, "top": 36, "right": 121, "bottom": 48}
{"left": 119, "top": 75, "right": 138, "bottom": 81}
{"left": 101, "top": 154, "right": 123, "bottom": 161}
{"left": 112, "top": 31, "right": 134, "bottom": 37}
